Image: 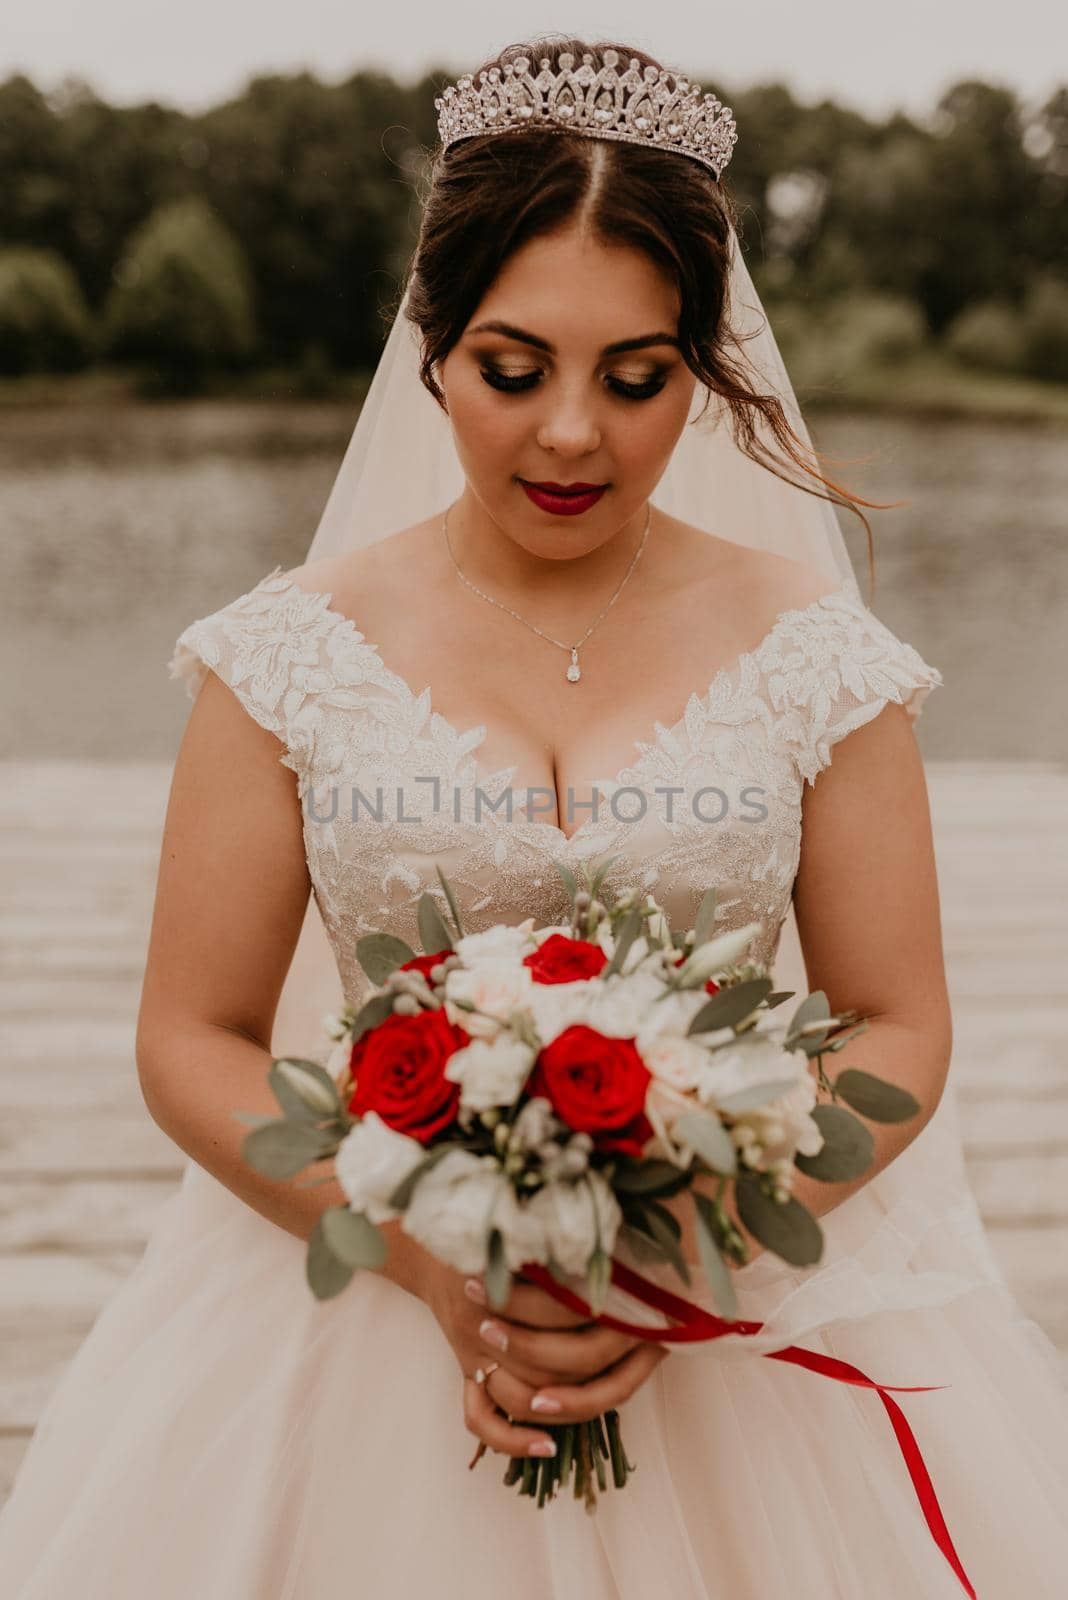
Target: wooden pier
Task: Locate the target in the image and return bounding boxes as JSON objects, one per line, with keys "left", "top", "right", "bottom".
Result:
{"left": 2, "top": 758, "right": 1066, "bottom": 1506}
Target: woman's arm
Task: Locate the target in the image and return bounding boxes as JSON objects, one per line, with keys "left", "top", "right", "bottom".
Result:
{"left": 676, "top": 698, "right": 953, "bottom": 1271}
{"left": 135, "top": 667, "right": 433, "bottom": 1299}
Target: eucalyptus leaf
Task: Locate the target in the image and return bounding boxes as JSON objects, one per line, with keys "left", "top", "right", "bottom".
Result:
{"left": 674, "top": 1112, "right": 738, "bottom": 1177}
{"left": 764, "top": 990, "right": 797, "bottom": 1009}
{"left": 618, "top": 1222, "right": 667, "bottom": 1266}
{"left": 713, "top": 1076, "right": 801, "bottom": 1116}
{"left": 552, "top": 859, "right": 579, "bottom": 908}
{"left": 351, "top": 992, "right": 396, "bottom": 1041}
{"left": 692, "top": 1192, "right": 739, "bottom": 1321}
{"left": 627, "top": 1198, "right": 691, "bottom": 1286}
{"left": 271, "top": 1057, "right": 341, "bottom": 1121}
{"left": 612, "top": 1159, "right": 692, "bottom": 1197}
{"left": 241, "top": 1120, "right": 333, "bottom": 1180}
{"left": 386, "top": 1141, "right": 461, "bottom": 1209}
{"left": 834, "top": 1068, "right": 922, "bottom": 1124}
{"left": 486, "top": 1226, "right": 512, "bottom": 1311}
{"left": 603, "top": 906, "right": 644, "bottom": 978}
{"left": 231, "top": 1111, "right": 277, "bottom": 1128}
{"left": 693, "top": 888, "right": 718, "bottom": 948}
{"left": 586, "top": 1248, "right": 612, "bottom": 1314}
{"left": 435, "top": 865, "right": 465, "bottom": 940}
{"left": 590, "top": 854, "right": 624, "bottom": 900}
{"left": 734, "top": 1172, "right": 824, "bottom": 1267}
{"left": 794, "top": 1104, "right": 875, "bottom": 1181}
{"left": 417, "top": 892, "right": 456, "bottom": 960}
{"left": 306, "top": 1213, "right": 358, "bottom": 1300}
{"left": 355, "top": 932, "right": 415, "bottom": 986}
{"left": 784, "top": 989, "right": 829, "bottom": 1047}
{"left": 320, "top": 1206, "right": 388, "bottom": 1269}
{"left": 686, "top": 977, "right": 772, "bottom": 1034}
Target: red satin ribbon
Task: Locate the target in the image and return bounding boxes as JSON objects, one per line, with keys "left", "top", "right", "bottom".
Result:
{"left": 521, "top": 1257, "right": 977, "bottom": 1599}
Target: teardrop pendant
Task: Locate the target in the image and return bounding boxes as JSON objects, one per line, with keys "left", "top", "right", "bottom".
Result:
{"left": 566, "top": 647, "right": 581, "bottom": 683}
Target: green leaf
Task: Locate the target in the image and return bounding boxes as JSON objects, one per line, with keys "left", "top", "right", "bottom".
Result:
{"left": 618, "top": 1222, "right": 667, "bottom": 1266}
{"left": 351, "top": 992, "right": 396, "bottom": 1041}
{"left": 686, "top": 977, "right": 773, "bottom": 1034}
{"left": 306, "top": 1212, "right": 358, "bottom": 1299}
{"left": 589, "top": 854, "right": 624, "bottom": 900}
{"left": 626, "top": 1198, "right": 691, "bottom": 1286}
{"left": 270, "top": 1056, "right": 341, "bottom": 1121}
{"left": 602, "top": 905, "right": 644, "bottom": 978}
{"left": 693, "top": 888, "right": 719, "bottom": 948}
{"left": 611, "top": 1159, "right": 692, "bottom": 1197}
{"left": 435, "top": 865, "right": 465, "bottom": 940}
{"left": 320, "top": 1206, "right": 387, "bottom": 1269}
{"left": 386, "top": 1141, "right": 461, "bottom": 1209}
{"left": 355, "top": 931, "right": 416, "bottom": 986}
{"left": 485, "top": 1226, "right": 512, "bottom": 1311}
{"left": 692, "top": 1192, "right": 739, "bottom": 1320}
{"left": 674, "top": 1112, "right": 738, "bottom": 1177}
{"left": 417, "top": 893, "right": 456, "bottom": 960}
{"left": 784, "top": 989, "right": 830, "bottom": 1048}
{"left": 552, "top": 858, "right": 579, "bottom": 909}
{"left": 241, "top": 1119, "right": 334, "bottom": 1180}
{"left": 764, "top": 990, "right": 797, "bottom": 1010}
{"left": 734, "top": 1172, "right": 824, "bottom": 1267}
{"left": 586, "top": 1248, "right": 612, "bottom": 1314}
{"left": 794, "top": 1104, "right": 875, "bottom": 1182}
{"left": 231, "top": 1111, "right": 277, "bottom": 1128}
{"left": 834, "top": 1068, "right": 922, "bottom": 1124}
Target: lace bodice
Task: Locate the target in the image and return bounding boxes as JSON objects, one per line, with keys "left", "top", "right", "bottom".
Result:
{"left": 169, "top": 565, "right": 941, "bottom": 1010}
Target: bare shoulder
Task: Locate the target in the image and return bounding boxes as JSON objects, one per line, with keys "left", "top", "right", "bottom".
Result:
{"left": 277, "top": 518, "right": 438, "bottom": 615}
{"left": 659, "top": 513, "right": 847, "bottom": 621}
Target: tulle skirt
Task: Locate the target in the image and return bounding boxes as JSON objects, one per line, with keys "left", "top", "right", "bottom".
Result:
{"left": 2, "top": 1084, "right": 1067, "bottom": 1599}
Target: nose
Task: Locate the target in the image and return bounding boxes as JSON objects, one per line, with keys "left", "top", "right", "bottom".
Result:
{"left": 535, "top": 387, "right": 602, "bottom": 458}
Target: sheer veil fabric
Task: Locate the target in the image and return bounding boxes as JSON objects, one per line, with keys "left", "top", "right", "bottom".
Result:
{"left": 269, "top": 228, "right": 1003, "bottom": 1356}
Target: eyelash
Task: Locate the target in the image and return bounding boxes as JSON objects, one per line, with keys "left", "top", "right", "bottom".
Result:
{"left": 479, "top": 365, "right": 667, "bottom": 402}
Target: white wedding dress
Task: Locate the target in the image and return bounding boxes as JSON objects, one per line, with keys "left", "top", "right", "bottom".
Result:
{"left": 2, "top": 561, "right": 1067, "bottom": 1598}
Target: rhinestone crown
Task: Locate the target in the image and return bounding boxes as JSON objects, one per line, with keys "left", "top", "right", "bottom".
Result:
{"left": 434, "top": 50, "right": 738, "bottom": 180}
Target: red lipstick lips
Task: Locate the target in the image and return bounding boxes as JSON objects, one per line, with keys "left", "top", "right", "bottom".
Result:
{"left": 519, "top": 479, "right": 608, "bottom": 516}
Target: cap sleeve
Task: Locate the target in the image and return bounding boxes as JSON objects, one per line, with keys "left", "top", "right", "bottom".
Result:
{"left": 168, "top": 565, "right": 328, "bottom": 790}
{"left": 767, "top": 589, "right": 943, "bottom": 787}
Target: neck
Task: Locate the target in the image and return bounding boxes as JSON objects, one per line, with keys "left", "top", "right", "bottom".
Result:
{"left": 444, "top": 489, "right": 652, "bottom": 604}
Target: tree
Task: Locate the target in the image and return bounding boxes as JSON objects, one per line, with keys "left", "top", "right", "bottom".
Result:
{"left": 102, "top": 196, "right": 257, "bottom": 391}
{"left": 0, "top": 247, "right": 94, "bottom": 373}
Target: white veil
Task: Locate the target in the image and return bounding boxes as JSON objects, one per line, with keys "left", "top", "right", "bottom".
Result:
{"left": 267, "top": 179, "right": 1004, "bottom": 1356}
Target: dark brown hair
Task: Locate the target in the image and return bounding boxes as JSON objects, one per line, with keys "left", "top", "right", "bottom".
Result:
{"left": 405, "top": 37, "right": 884, "bottom": 596}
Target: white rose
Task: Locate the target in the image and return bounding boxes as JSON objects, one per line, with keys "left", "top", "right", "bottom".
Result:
{"left": 576, "top": 968, "right": 665, "bottom": 1038}
{"left": 643, "top": 1076, "right": 700, "bottom": 1166}
{"left": 639, "top": 1033, "right": 707, "bottom": 1094}
{"left": 454, "top": 919, "right": 537, "bottom": 966}
{"left": 442, "top": 960, "right": 534, "bottom": 1038}
{"left": 696, "top": 1037, "right": 807, "bottom": 1110}
{"left": 525, "top": 980, "right": 594, "bottom": 1046}
{"left": 444, "top": 1036, "right": 536, "bottom": 1112}
{"left": 527, "top": 1171, "right": 622, "bottom": 1275}
{"left": 334, "top": 1111, "right": 424, "bottom": 1223}
{"left": 736, "top": 1075, "right": 824, "bottom": 1169}
{"left": 401, "top": 1149, "right": 504, "bottom": 1274}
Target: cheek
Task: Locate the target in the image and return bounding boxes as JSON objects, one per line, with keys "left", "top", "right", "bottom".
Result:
{"left": 444, "top": 370, "right": 525, "bottom": 467}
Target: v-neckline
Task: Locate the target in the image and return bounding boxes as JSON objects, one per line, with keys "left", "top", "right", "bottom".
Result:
{"left": 258, "top": 566, "right": 854, "bottom": 847}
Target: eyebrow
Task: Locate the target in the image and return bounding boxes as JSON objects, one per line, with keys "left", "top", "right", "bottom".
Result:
{"left": 466, "top": 320, "right": 681, "bottom": 356}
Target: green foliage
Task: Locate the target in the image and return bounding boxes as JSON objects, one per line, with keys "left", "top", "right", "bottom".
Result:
{"left": 0, "top": 247, "right": 94, "bottom": 373}
{"left": 771, "top": 290, "right": 928, "bottom": 390}
{"left": 102, "top": 195, "right": 258, "bottom": 391}
{"left": 945, "top": 298, "right": 1029, "bottom": 374}
{"left": 1020, "top": 276, "right": 1068, "bottom": 381}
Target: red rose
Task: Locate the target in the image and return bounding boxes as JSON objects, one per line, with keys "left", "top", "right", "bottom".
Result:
{"left": 399, "top": 949, "right": 452, "bottom": 983}
{"left": 524, "top": 933, "right": 608, "bottom": 985}
{"left": 527, "top": 1024, "right": 653, "bottom": 1158}
{"left": 347, "top": 1009, "right": 468, "bottom": 1143}
{"left": 672, "top": 950, "right": 721, "bottom": 994}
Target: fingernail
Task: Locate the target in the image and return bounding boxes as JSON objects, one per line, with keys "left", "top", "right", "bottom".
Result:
{"left": 529, "top": 1438, "right": 557, "bottom": 1457}
{"left": 464, "top": 1278, "right": 487, "bottom": 1305}
{"left": 531, "top": 1395, "right": 562, "bottom": 1414}
{"left": 479, "top": 1319, "right": 508, "bottom": 1352}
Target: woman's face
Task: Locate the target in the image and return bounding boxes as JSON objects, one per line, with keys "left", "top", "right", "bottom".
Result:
{"left": 437, "top": 222, "right": 697, "bottom": 559}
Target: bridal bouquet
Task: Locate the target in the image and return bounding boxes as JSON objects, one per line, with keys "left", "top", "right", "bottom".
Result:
{"left": 236, "top": 857, "right": 921, "bottom": 1510}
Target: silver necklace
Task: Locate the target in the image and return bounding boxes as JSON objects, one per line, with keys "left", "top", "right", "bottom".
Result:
{"left": 441, "top": 501, "right": 651, "bottom": 684}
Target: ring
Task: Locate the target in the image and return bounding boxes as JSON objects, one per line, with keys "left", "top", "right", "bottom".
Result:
{"left": 473, "top": 1361, "right": 501, "bottom": 1387}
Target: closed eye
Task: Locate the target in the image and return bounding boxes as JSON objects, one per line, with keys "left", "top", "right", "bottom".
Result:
{"left": 479, "top": 365, "right": 667, "bottom": 401}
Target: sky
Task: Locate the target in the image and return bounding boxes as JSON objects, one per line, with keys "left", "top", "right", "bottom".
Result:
{"left": 1, "top": 2, "right": 1059, "bottom": 121}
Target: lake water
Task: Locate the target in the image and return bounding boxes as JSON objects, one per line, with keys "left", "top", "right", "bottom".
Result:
{"left": 2, "top": 401, "right": 1065, "bottom": 762}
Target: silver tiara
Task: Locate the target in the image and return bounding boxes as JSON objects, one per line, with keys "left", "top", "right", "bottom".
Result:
{"left": 434, "top": 50, "right": 738, "bottom": 180}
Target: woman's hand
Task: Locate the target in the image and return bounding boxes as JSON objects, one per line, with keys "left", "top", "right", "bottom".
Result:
{"left": 419, "top": 1256, "right": 668, "bottom": 1459}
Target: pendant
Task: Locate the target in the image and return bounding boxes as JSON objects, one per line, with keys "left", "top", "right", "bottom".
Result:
{"left": 566, "top": 647, "right": 581, "bottom": 683}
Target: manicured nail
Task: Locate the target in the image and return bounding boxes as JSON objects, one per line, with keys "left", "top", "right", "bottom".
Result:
{"left": 529, "top": 1438, "right": 557, "bottom": 1457}
{"left": 464, "top": 1278, "right": 487, "bottom": 1305}
{"left": 531, "top": 1395, "right": 562, "bottom": 1414}
{"left": 479, "top": 1319, "right": 508, "bottom": 1352}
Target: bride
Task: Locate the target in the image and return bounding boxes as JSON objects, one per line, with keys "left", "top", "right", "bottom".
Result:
{"left": 2, "top": 35, "right": 1066, "bottom": 1599}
